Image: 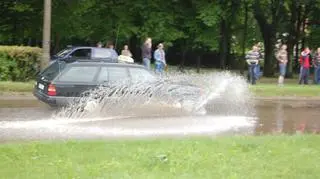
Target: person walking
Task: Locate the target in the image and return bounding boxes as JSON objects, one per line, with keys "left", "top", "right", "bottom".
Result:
{"left": 313, "top": 47, "right": 320, "bottom": 84}
{"left": 299, "top": 47, "right": 312, "bottom": 85}
{"left": 141, "top": 37, "right": 152, "bottom": 69}
{"left": 154, "top": 43, "right": 166, "bottom": 75}
{"left": 121, "top": 45, "right": 132, "bottom": 57}
{"left": 245, "top": 45, "right": 261, "bottom": 85}
{"left": 275, "top": 44, "right": 288, "bottom": 86}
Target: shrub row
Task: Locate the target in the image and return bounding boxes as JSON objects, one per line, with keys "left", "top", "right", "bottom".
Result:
{"left": 0, "top": 46, "right": 42, "bottom": 81}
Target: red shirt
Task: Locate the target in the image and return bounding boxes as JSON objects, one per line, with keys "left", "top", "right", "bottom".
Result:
{"left": 299, "top": 52, "right": 311, "bottom": 68}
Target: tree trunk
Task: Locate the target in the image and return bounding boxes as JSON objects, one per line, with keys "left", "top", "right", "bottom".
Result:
{"left": 54, "top": 32, "right": 60, "bottom": 54}
{"left": 196, "top": 54, "right": 201, "bottom": 73}
{"left": 286, "top": 1, "right": 298, "bottom": 78}
{"left": 240, "top": 1, "right": 248, "bottom": 75}
{"left": 263, "top": 32, "right": 276, "bottom": 77}
{"left": 179, "top": 48, "right": 187, "bottom": 73}
{"left": 219, "top": 19, "right": 229, "bottom": 69}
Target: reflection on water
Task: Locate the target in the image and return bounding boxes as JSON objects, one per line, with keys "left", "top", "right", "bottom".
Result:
{"left": 255, "top": 100, "right": 320, "bottom": 135}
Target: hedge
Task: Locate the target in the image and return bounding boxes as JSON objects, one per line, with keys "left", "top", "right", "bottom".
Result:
{"left": 0, "top": 46, "right": 42, "bottom": 81}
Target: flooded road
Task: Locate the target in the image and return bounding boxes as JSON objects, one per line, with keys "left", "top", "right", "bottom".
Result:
{"left": 0, "top": 97, "right": 319, "bottom": 142}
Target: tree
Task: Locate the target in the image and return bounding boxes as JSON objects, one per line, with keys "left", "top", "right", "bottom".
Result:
{"left": 252, "top": 0, "right": 285, "bottom": 77}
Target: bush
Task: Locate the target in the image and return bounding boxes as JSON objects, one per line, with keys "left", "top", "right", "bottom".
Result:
{"left": 0, "top": 46, "right": 42, "bottom": 81}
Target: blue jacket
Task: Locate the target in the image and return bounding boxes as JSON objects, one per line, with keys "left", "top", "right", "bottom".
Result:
{"left": 154, "top": 49, "right": 166, "bottom": 64}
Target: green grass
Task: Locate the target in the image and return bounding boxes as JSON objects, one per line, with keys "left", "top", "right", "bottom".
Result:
{"left": 0, "top": 136, "right": 319, "bottom": 179}
{"left": 0, "top": 81, "right": 34, "bottom": 92}
{"left": 250, "top": 84, "right": 320, "bottom": 97}
{"left": 0, "top": 76, "right": 319, "bottom": 97}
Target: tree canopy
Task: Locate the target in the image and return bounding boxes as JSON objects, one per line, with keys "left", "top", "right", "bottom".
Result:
{"left": 0, "top": 0, "right": 319, "bottom": 76}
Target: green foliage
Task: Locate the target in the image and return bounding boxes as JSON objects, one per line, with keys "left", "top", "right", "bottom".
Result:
{"left": 1, "top": 0, "right": 320, "bottom": 76}
{"left": 0, "top": 46, "right": 42, "bottom": 81}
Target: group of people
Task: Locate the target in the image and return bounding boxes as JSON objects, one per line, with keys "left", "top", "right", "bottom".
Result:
{"left": 246, "top": 43, "right": 320, "bottom": 85}
{"left": 96, "top": 37, "right": 167, "bottom": 74}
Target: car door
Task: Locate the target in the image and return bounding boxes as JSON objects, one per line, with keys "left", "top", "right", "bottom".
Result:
{"left": 53, "top": 65, "right": 100, "bottom": 98}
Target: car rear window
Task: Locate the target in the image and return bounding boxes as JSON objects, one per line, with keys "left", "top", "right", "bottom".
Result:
{"left": 40, "top": 61, "right": 66, "bottom": 81}
{"left": 57, "top": 66, "right": 99, "bottom": 82}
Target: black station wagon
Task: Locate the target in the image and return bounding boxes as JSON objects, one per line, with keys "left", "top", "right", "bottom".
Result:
{"left": 33, "top": 60, "right": 205, "bottom": 112}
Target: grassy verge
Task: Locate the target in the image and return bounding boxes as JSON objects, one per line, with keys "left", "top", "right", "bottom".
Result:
{"left": 250, "top": 84, "right": 320, "bottom": 97}
{"left": 0, "top": 135, "right": 319, "bottom": 179}
{"left": 0, "top": 77, "right": 319, "bottom": 97}
{"left": 0, "top": 81, "right": 34, "bottom": 93}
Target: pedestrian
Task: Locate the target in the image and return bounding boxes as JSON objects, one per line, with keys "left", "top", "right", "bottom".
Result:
{"left": 121, "top": 44, "right": 132, "bottom": 57}
{"left": 245, "top": 45, "right": 261, "bottom": 85}
{"left": 275, "top": 44, "right": 288, "bottom": 86}
{"left": 141, "top": 37, "right": 152, "bottom": 69}
{"left": 299, "top": 47, "right": 312, "bottom": 85}
{"left": 313, "top": 47, "right": 320, "bottom": 84}
{"left": 255, "top": 42, "right": 264, "bottom": 79}
{"left": 154, "top": 43, "right": 166, "bottom": 75}
{"left": 118, "top": 44, "right": 134, "bottom": 64}
{"left": 106, "top": 41, "right": 118, "bottom": 61}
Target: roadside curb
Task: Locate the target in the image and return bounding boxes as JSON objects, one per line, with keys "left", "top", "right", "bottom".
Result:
{"left": 1, "top": 92, "right": 320, "bottom": 101}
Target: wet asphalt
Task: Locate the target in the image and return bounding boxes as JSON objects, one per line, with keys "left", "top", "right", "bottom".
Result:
{"left": 0, "top": 97, "right": 319, "bottom": 143}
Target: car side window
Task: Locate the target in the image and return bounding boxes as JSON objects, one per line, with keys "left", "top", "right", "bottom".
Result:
{"left": 58, "top": 66, "right": 99, "bottom": 82}
{"left": 97, "top": 66, "right": 129, "bottom": 84}
{"left": 93, "top": 48, "right": 112, "bottom": 58}
{"left": 97, "top": 67, "right": 109, "bottom": 83}
{"left": 129, "top": 67, "right": 157, "bottom": 83}
{"left": 70, "top": 49, "right": 91, "bottom": 58}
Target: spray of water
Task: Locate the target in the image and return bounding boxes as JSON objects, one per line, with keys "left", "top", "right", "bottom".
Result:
{"left": 52, "top": 70, "right": 255, "bottom": 119}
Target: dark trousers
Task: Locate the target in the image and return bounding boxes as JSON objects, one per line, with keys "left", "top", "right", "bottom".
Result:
{"left": 248, "top": 64, "right": 257, "bottom": 85}
{"left": 299, "top": 67, "right": 310, "bottom": 85}
{"left": 315, "top": 66, "right": 320, "bottom": 84}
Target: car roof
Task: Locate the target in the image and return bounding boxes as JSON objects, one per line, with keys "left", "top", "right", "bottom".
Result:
{"left": 68, "top": 46, "right": 110, "bottom": 51}
{"left": 68, "top": 60, "right": 145, "bottom": 68}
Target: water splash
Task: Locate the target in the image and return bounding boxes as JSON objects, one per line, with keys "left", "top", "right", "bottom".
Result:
{"left": 53, "top": 71, "right": 254, "bottom": 119}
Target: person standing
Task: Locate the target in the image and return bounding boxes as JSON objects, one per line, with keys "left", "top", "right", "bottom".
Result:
{"left": 118, "top": 44, "right": 134, "bottom": 63}
{"left": 245, "top": 45, "right": 261, "bottom": 85}
{"left": 141, "top": 37, "right": 152, "bottom": 69}
{"left": 121, "top": 45, "right": 132, "bottom": 57}
{"left": 313, "top": 47, "right": 320, "bottom": 84}
{"left": 154, "top": 43, "right": 166, "bottom": 75}
{"left": 275, "top": 44, "right": 288, "bottom": 86}
{"left": 299, "top": 47, "right": 312, "bottom": 85}
{"left": 255, "top": 42, "right": 264, "bottom": 80}
{"left": 106, "top": 41, "right": 119, "bottom": 61}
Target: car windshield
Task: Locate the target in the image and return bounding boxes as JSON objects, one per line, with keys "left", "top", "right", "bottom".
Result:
{"left": 39, "top": 61, "right": 67, "bottom": 81}
{"left": 55, "top": 48, "right": 73, "bottom": 57}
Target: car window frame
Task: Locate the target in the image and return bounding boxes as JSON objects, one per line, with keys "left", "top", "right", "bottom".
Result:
{"left": 97, "top": 65, "right": 130, "bottom": 84}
